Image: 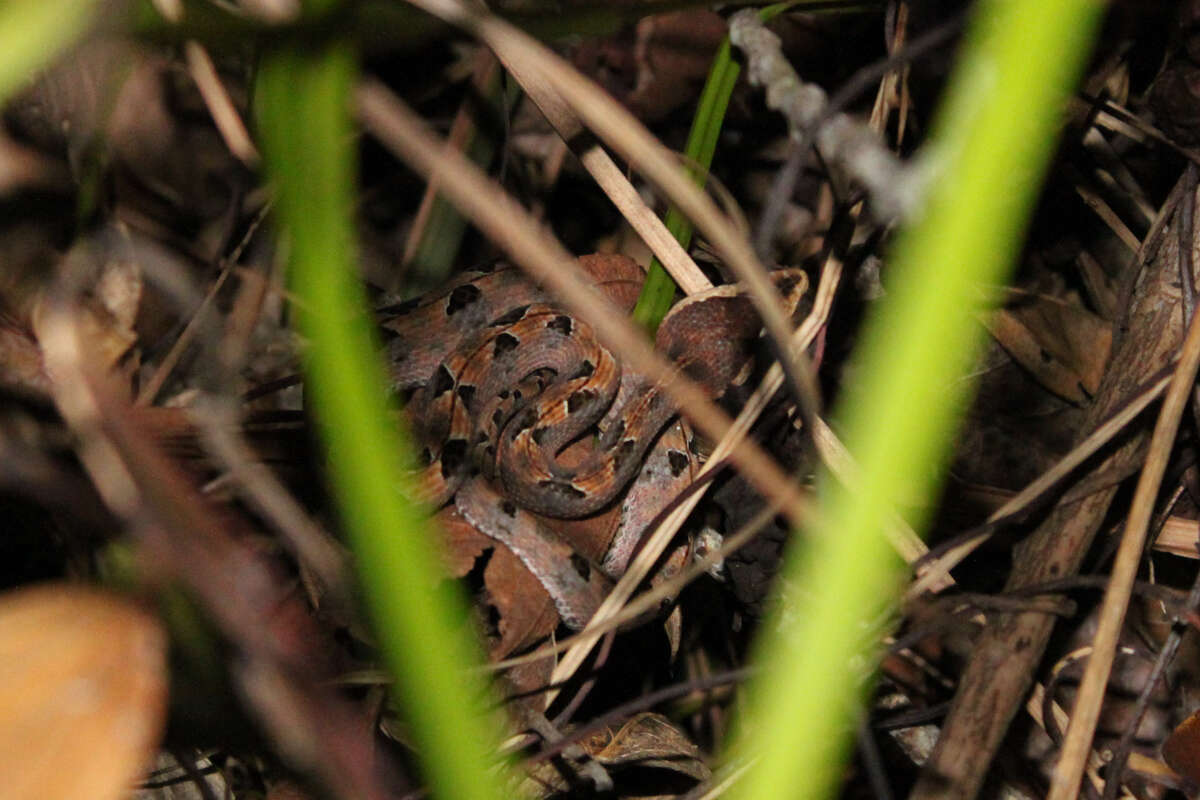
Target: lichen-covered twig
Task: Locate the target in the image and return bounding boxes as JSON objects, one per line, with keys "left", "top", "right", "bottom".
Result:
{"left": 729, "top": 10, "right": 929, "bottom": 222}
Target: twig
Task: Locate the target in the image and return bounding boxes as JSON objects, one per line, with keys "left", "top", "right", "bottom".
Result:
{"left": 1049, "top": 197, "right": 1200, "bottom": 797}
{"left": 1100, "top": 551, "right": 1200, "bottom": 800}
{"left": 729, "top": 10, "right": 930, "bottom": 224}
{"left": 184, "top": 41, "right": 259, "bottom": 166}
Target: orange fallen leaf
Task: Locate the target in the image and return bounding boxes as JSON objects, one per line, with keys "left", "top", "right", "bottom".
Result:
{"left": 0, "top": 584, "right": 168, "bottom": 800}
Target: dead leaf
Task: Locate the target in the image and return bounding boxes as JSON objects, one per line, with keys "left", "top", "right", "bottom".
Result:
{"left": 586, "top": 713, "right": 708, "bottom": 774}
{"left": 437, "top": 506, "right": 559, "bottom": 658}
{"left": 985, "top": 290, "right": 1113, "bottom": 405}
{"left": 1165, "top": 708, "right": 1200, "bottom": 783}
{"left": 628, "top": 11, "right": 728, "bottom": 122}
{"left": 0, "top": 312, "right": 49, "bottom": 393}
{"left": 0, "top": 584, "right": 168, "bottom": 800}
{"left": 572, "top": 11, "right": 726, "bottom": 123}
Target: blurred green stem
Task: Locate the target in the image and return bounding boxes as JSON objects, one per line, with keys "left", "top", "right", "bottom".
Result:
{"left": 726, "top": 1, "right": 1102, "bottom": 798}
{"left": 255, "top": 41, "right": 506, "bottom": 800}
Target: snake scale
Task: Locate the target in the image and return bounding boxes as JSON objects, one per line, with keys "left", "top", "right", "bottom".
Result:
{"left": 379, "top": 254, "right": 807, "bottom": 629}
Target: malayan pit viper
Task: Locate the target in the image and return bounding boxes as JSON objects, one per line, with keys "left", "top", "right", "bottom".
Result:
{"left": 379, "top": 254, "right": 807, "bottom": 630}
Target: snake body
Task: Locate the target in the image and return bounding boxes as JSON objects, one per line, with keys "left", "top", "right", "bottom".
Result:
{"left": 380, "top": 255, "right": 807, "bottom": 628}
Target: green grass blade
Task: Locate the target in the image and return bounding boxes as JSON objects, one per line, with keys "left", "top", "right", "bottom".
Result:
{"left": 630, "top": 35, "right": 738, "bottom": 330}
{"left": 0, "top": 0, "right": 99, "bottom": 103}
{"left": 255, "top": 42, "right": 507, "bottom": 800}
{"left": 727, "top": 1, "right": 1102, "bottom": 798}
{"left": 632, "top": 0, "right": 800, "bottom": 330}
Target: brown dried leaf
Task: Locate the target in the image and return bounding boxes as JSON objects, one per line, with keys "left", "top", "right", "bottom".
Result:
{"left": 436, "top": 507, "right": 559, "bottom": 658}
{"left": 985, "top": 291, "right": 1113, "bottom": 405}
{"left": 0, "top": 584, "right": 168, "bottom": 800}
{"left": 1165, "top": 708, "right": 1200, "bottom": 783}
{"left": 582, "top": 712, "right": 710, "bottom": 782}
{"left": 484, "top": 535, "right": 560, "bottom": 658}
{"left": 0, "top": 312, "right": 49, "bottom": 393}
{"left": 572, "top": 11, "right": 726, "bottom": 123}
{"left": 628, "top": 11, "right": 727, "bottom": 122}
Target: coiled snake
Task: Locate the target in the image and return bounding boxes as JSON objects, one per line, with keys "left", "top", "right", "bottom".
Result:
{"left": 380, "top": 254, "right": 807, "bottom": 629}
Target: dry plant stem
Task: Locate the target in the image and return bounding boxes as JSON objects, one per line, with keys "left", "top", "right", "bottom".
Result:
{"left": 905, "top": 371, "right": 1173, "bottom": 599}
{"left": 404, "top": 0, "right": 823, "bottom": 431}
{"left": 190, "top": 397, "right": 350, "bottom": 604}
{"left": 1024, "top": 683, "right": 1114, "bottom": 798}
{"left": 1074, "top": 175, "right": 1141, "bottom": 253}
{"left": 184, "top": 41, "right": 259, "bottom": 166}
{"left": 1074, "top": 94, "right": 1200, "bottom": 167}
{"left": 1048, "top": 235, "right": 1200, "bottom": 797}
{"left": 483, "top": 33, "right": 710, "bottom": 295}
{"left": 1157, "top": 514, "right": 1200, "bottom": 556}
{"left": 910, "top": 171, "right": 1197, "bottom": 800}
{"left": 136, "top": 263, "right": 232, "bottom": 406}
{"left": 1100, "top": 563, "right": 1200, "bottom": 800}
{"left": 356, "top": 81, "right": 806, "bottom": 516}
{"left": 1082, "top": 128, "right": 1156, "bottom": 230}
{"left": 868, "top": 2, "right": 910, "bottom": 138}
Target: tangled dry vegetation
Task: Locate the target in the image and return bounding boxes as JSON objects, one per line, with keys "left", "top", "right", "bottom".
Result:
{"left": 6, "top": 2, "right": 1200, "bottom": 799}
